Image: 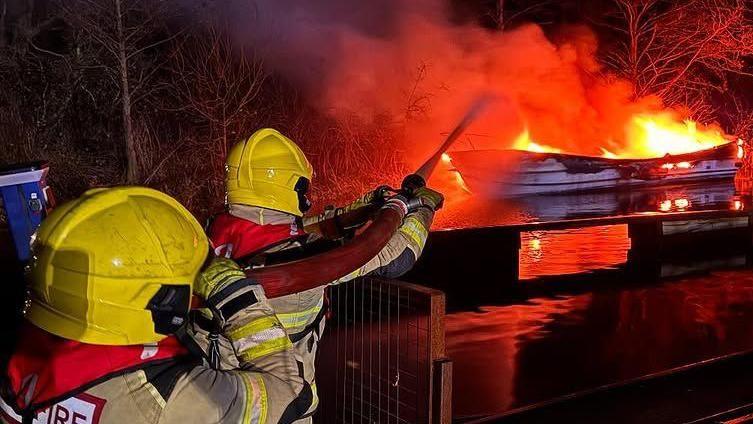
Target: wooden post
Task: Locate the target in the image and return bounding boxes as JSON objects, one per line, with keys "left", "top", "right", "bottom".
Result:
{"left": 628, "top": 220, "right": 662, "bottom": 254}
{"left": 432, "top": 359, "right": 452, "bottom": 424}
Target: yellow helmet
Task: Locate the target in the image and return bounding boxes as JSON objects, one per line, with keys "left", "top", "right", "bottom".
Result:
{"left": 226, "top": 128, "right": 314, "bottom": 216}
{"left": 26, "top": 187, "right": 208, "bottom": 346}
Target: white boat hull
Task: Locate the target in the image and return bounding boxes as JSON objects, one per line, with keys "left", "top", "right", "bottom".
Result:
{"left": 450, "top": 144, "right": 739, "bottom": 198}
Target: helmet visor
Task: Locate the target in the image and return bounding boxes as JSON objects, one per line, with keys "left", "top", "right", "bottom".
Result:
{"left": 146, "top": 285, "right": 191, "bottom": 336}
{"left": 295, "top": 177, "right": 312, "bottom": 214}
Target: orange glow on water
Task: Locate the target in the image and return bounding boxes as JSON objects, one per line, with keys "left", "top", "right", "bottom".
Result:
{"left": 519, "top": 226, "right": 629, "bottom": 279}
{"left": 530, "top": 238, "right": 541, "bottom": 251}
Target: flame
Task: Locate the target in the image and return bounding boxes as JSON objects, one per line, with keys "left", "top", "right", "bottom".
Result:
{"left": 661, "top": 161, "right": 693, "bottom": 170}
{"left": 619, "top": 114, "right": 729, "bottom": 158}
{"left": 512, "top": 129, "right": 562, "bottom": 154}
{"left": 659, "top": 197, "right": 690, "bottom": 212}
{"left": 511, "top": 113, "right": 731, "bottom": 159}
{"left": 600, "top": 148, "right": 618, "bottom": 159}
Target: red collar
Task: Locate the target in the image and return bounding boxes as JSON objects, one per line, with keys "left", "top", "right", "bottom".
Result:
{"left": 5, "top": 322, "right": 188, "bottom": 412}
{"left": 209, "top": 213, "right": 305, "bottom": 260}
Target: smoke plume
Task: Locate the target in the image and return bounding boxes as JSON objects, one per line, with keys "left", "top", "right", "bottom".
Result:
{"left": 204, "top": 0, "right": 718, "bottom": 164}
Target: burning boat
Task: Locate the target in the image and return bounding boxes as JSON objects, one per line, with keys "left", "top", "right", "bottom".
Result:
{"left": 448, "top": 141, "right": 743, "bottom": 198}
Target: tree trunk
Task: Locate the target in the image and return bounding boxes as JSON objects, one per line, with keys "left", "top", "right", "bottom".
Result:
{"left": 221, "top": 105, "right": 227, "bottom": 159}
{"left": 115, "top": 0, "right": 138, "bottom": 183}
{"left": 0, "top": 1, "right": 6, "bottom": 47}
{"left": 628, "top": 5, "right": 639, "bottom": 96}
{"left": 498, "top": 0, "right": 505, "bottom": 30}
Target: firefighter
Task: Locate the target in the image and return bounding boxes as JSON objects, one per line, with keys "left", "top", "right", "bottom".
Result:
{"left": 203, "top": 128, "right": 443, "bottom": 421}
{"left": 0, "top": 187, "right": 306, "bottom": 423}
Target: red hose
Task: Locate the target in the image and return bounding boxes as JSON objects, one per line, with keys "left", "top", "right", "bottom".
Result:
{"left": 247, "top": 207, "right": 403, "bottom": 299}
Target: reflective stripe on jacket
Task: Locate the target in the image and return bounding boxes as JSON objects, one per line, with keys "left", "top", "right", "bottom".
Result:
{"left": 1, "top": 280, "right": 305, "bottom": 424}
{"left": 204, "top": 204, "right": 435, "bottom": 418}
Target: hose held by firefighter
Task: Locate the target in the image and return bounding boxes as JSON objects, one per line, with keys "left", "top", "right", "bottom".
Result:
{"left": 201, "top": 128, "right": 444, "bottom": 421}
{"left": 0, "top": 187, "right": 307, "bottom": 423}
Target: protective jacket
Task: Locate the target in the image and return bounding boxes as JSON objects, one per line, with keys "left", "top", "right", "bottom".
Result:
{"left": 206, "top": 202, "right": 434, "bottom": 420}
{"left": 1, "top": 279, "right": 306, "bottom": 424}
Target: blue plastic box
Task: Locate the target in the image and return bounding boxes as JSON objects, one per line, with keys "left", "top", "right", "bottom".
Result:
{"left": 0, "top": 162, "right": 53, "bottom": 262}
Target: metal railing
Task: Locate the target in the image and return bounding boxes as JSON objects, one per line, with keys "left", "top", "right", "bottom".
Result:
{"left": 315, "top": 276, "right": 451, "bottom": 424}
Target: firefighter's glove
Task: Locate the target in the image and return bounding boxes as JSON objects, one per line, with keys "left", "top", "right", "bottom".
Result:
{"left": 195, "top": 257, "right": 247, "bottom": 301}
{"left": 412, "top": 187, "right": 444, "bottom": 212}
{"left": 381, "top": 194, "right": 410, "bottom": 220}
{"left": 346, "top": 185, "right": 391, "bottom": 212}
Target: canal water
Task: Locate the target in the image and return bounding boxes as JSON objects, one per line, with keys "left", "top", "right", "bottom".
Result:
{"left": 433, "top": 181, "right": 753, "bottom": 419}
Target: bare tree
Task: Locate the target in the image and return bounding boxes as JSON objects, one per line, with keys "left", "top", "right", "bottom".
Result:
{"left": 494, "top": 0, "right": 553, "bottom": 31}
{"left": 603, "top": 0, "right": 753, "bottom": 110}
{"left": 60, "top": 0, "right": 176, "bottom": 183}
{"left": 0, "top": 1, "right": 7, "bottom": 48}
{"left": 168, "top": 26, "right": 265, "bottom": 194}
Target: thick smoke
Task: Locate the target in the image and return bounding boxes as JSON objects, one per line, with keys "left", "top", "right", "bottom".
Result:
{"left": 207, "top": 0, "right": 711, "bottom": 162}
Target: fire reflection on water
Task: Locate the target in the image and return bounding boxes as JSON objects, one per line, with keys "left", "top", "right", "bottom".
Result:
{"left": 446, "top": 295, "right": 592, "bottom": 413}
{"left": 520, "top": 226, "right": 629, "bottom": 279}
{"left": 447, "top": 270, "right": 753, "bottom": 418}
{"left": 436, "top": 181, "right": 753, "bottom": 418}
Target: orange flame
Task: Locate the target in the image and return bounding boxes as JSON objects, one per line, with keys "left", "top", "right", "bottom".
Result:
{"left": 661, "top": 161, "right": 693, "bottom": 170}
{"left": 512, "top": 129, "right": 562, "bottom": 154}
{"left": 659, "top": 197, "right": 691, "bottom": 212}
{"left": 511, "top": 113, "right": 731, "bottom": 159}
{"left": 675, "top": 198, "right": 690, "bottom": 210}
{"left": 617, "top": 114, "right": 729, "bottom": 158}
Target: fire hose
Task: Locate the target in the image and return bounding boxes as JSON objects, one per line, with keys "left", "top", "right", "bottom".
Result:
{"left": 248, "top": 96, "right": 491, "bottom": 299}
